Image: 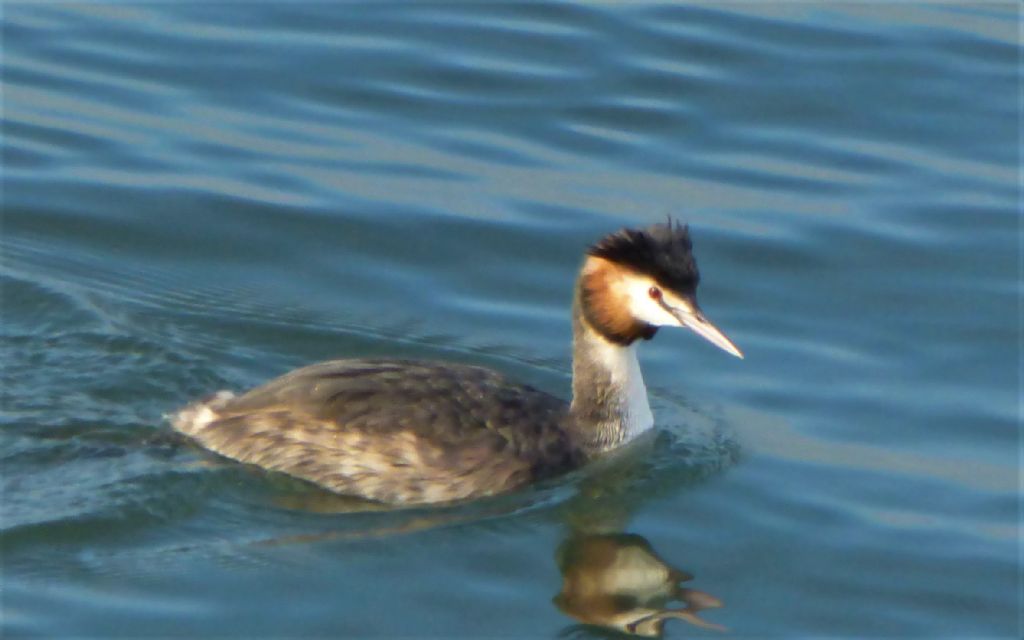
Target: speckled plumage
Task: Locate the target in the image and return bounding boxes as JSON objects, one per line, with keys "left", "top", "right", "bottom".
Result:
{"left": 172, "top": 359, "right": 582, "bottom": 504}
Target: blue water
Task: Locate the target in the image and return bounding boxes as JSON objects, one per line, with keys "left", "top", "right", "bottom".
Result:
{"left": 2, "top": 3, "right": 1019, "bottom": 637}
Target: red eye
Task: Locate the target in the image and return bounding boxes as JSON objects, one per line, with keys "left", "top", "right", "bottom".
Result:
{"left": 648, "top": 286, "right": 662, "bottom": 300}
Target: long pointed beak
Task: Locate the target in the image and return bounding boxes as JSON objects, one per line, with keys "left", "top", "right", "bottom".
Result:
{"left": 672, "top": 304, "right": 744, "bottom": 359}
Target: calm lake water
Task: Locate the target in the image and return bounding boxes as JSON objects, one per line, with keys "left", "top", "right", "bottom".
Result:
{"left": 2, "top": 3, "right": 1019, "bottom": 638}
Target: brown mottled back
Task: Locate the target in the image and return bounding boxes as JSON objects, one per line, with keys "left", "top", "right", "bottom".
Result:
{"left": 172, "top": 359, "right": 582, "bottom": 504}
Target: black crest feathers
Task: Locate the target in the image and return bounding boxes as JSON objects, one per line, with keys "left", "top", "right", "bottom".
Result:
{"left": 587, "top": 220, "right": 700, "bottom": 293}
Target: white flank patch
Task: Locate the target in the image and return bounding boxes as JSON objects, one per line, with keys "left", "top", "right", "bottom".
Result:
{"left": 170, "top": 390, "right": 234, "bottom": 435}
{"left": 190, "top": 404, "right": 219, "bottom": 431}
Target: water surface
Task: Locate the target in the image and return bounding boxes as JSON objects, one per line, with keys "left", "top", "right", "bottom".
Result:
{"left": 2, "top": 3, "right": 1019, "bottom": 637}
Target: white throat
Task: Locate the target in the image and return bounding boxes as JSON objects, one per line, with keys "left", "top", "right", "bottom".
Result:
{"left": 588, "top": 337, "right": 655, "bottom": 443}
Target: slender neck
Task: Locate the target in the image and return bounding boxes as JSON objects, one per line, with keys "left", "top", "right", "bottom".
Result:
{"left": 568, "top": 286, "right": 654, "bottom": 455}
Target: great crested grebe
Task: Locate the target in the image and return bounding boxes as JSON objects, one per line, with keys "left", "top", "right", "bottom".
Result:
{"left": 170, "top": 221, "right": 742, "bottom": 505}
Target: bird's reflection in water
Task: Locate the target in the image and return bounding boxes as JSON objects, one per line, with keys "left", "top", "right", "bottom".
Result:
{"left": 552, "top": 435, "right": 729, "bottom": 636}
{"left": 554, "top": 533, "right": 725, "bottom": 636}
{"left": 232, "top": 431, "right": 730, "bottom": 636}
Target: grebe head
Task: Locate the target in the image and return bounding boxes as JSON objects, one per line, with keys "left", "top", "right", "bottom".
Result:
{"left": 580, "top": 220, "right": 743, "bottom": 358}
